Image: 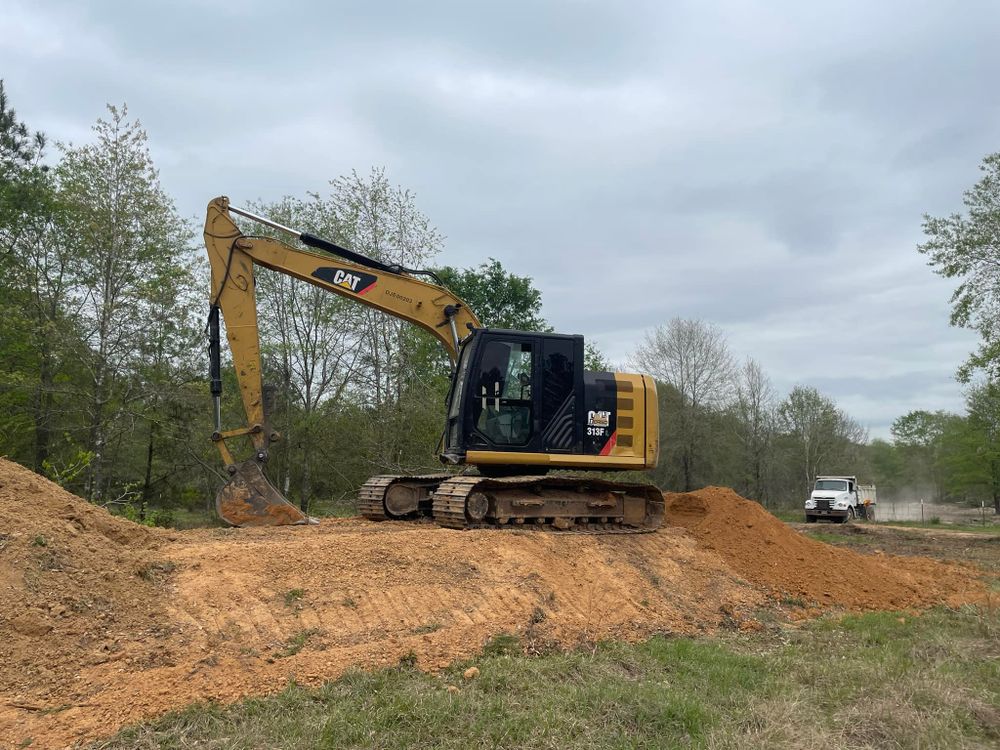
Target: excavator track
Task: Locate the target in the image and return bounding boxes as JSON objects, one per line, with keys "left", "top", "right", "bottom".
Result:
{"left": 359, "top": 474, "right": 454, "bottom": 521}
{"left": 431, "top": 475, "right": 664, "bottom": 533}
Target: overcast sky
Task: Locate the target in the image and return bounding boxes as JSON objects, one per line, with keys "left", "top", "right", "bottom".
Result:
{"left": 3, "top": 0, "right": 995, "bottom": 438}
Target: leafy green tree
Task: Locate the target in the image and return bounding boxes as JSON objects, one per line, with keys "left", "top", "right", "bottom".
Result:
{"left": 229, "top": 173, "right": 450, "bottom": 509}
{"left": 966, "top": 383, "right": 1000, "bottom": 513}
{"left": 3, "top": 201, "right": 79, "bottom": 473}
{"left": 866, "top": 438, "right": 905, "bottom": 497}
{"left": 319, "top": 168, "right": 444, "bottom": 413}
{"left": 438, "top": 260, "right": 614, "bottom": 370}
{"left": 583, "top": 342, "right": 610, "bottom": 371}
{"left": 891, "top": 409, "right": 949, "bottom": 447}
{"left": 57, "top": 104, "right": 195, "bottom": 502}
{"left": 919, "top": 153, "right": 1000, "bottom": 381}
{"left": 437, "top": 259, "right": 548, "bottom": 331}
{"left": 0, "top": 80, "right": 78, "bottom": 473}
{"left": 0, "top": 79, "right": 50, "bottom": 253}
{"left": 890, "top": 410, "right": 950, "bottom": 501}
{"left": 243, "top": 193, "right": 387, "bottom": 510}
{"left": 940, "top": 384, "right": 1000, "bottom": 513}
{"left": 130, "top": 247, "right": 205, "bottom": 517}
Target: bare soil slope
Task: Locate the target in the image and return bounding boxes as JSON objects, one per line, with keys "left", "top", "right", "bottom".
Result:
{"left": 664, "top": 487, "right": 979, "bottom": 610}
{"left": 0, "top": 461, "right": 987, "bottom": 748}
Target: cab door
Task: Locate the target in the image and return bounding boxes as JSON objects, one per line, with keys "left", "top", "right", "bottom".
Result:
{"left": 539, "top": 335, "right": 580, "bottom": 452}
{"left": 466, "top": 335, "right": 539, "bottom": 452}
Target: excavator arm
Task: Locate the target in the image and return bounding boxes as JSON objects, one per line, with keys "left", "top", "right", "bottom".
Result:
{"left": 204, "top": 196, "right": 479, "bottom": 525}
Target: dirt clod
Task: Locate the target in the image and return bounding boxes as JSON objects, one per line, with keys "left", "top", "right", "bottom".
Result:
{"left": 463, "top": 666, "right": 480, "bottom": 680}
{"left": 10, "top": 612, "right": 52, "bottom": 636}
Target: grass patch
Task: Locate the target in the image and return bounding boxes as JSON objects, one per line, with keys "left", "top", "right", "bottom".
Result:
{"left": 282, "top": 588, "right": 305, "bottom": 607}
{"left": 93, "top": 606, "right": 1000, "bottom": 750}
{"left": 276, "top": 628, "right": 321, "bottom": 658}
{"left": 805, "top": 531, "right": 852, "bottom": 545}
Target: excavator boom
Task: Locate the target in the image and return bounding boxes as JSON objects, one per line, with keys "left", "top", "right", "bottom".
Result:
{"left": 204, "top": 196, "right": 478, "bottom": 525}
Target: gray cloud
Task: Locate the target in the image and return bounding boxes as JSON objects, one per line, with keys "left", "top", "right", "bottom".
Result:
{"left": 2, "top": 0, "right": 994, "bottom": 438}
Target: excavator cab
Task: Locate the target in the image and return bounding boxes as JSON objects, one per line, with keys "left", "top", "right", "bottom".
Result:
{"left": 443, "top": 330, "right": 582, "bottom": 464}
{"left": 442, "top": 329, "right": 658, "bottom": 473}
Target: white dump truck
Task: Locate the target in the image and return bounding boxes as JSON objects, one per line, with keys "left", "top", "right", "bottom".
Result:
{"left": 804, "top": 475, "right": 876, "bottom": 523}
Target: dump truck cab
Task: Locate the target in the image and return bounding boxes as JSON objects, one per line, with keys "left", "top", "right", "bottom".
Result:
{"left": 805, "top": 475, "right": 877, "bottom": 523}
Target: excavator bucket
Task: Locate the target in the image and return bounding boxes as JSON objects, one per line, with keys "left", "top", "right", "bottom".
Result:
{"left": 215, "top": 460, "right": 314, "bottom": 527}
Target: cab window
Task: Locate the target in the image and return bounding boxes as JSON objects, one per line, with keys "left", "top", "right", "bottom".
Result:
{"left": 474, "top": 340, "right": 533, "bottom": 446}
{"left": 814, "top": 480, "right": 848, "bottom": 492}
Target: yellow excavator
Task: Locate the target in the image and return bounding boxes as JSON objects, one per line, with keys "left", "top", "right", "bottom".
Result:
{"left": 205, "top": 196, "right": 663, "bottom": 532}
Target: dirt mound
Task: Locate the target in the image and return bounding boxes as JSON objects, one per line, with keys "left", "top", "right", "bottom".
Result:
{"left": 664, "top": 487, "right": 981, "bottom": 610}
{"left": 0, "top": 467, "right": 988, "bottom": 749}
{"left": 0, "top": 459, "right": 171, "bottom": 739}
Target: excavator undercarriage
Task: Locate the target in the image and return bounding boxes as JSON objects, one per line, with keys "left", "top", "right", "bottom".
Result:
{"left": 360, "top": 473, "right": 665, "bottom": 532}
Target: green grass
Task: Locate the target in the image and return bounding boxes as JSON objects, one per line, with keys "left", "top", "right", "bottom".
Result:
{"left": 276, "top": 628, "right": 321, "bottom": 659}
{"left": 150, "top": 507, "right": 225, "bottom": 530}
{"left": 802, "top": 531, "right": 848, "bottom": 545}
{"left": 93, "top": 606, "right": 1000, "bottom": 750}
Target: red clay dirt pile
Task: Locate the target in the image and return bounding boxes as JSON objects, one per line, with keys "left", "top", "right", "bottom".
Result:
{"left": 663, "top": 487, "right": 980, "bottom": 611}
{"left": 0, "top": 460, "right": 988, "bottom": 749}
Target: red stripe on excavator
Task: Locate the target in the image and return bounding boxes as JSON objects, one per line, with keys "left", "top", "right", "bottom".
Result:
{"left": 599, "top": 430, "right": 617, "bottom": 456}
{"left": 357, "top": 282, "right": 376, "bottom": 296}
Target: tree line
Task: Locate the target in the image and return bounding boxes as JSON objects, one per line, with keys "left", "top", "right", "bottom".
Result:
{"left": 0, "top": 83, "right": 562, "bottom": 522}
{"left": 2, "top": 81, "right": 997, "bottom": 522}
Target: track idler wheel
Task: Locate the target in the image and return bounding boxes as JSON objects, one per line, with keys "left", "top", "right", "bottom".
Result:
{"left": 466, "top": 492, "right": 489, "bottom": 522}
{"left": 216, "top": 460, "right": 315, "bottom": 527}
